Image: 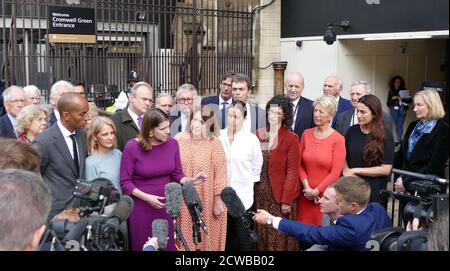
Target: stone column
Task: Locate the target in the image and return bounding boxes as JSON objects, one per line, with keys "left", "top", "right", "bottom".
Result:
{"left": 272, "top": 61, "right": 287, "bottom": 95}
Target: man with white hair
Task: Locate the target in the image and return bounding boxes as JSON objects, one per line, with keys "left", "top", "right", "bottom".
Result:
{"left": 323, "top": 75, "right": 352, "bottom": 127}
{"left": 48, "top": 80, "right": 75, "bottom": 126}
{"left": 23, "top": 85, "right": 41, "bottom": 106}
{"left": 155, "top": 93, "right": 174, "bottom": 115}
{"left": 334, "top": 80, "right": 392, "bottom": 136}
{"left": 170, "top": 83, "right": 198, "bottom": 135}
{"left": 0, "top": 85, "right": 26, "bottom": 138}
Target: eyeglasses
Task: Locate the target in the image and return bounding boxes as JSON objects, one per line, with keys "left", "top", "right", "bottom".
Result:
{"left": 177, "top": 98, "right": 194, "bottom": 104}
{"left": 7, "top": 99, "right": 26, "bottom": 104}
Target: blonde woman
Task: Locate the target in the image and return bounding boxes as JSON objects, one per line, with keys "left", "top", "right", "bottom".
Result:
{"left": 86, "top": 116, "right": 122, "bottom": 192}
{"left": 394, "top": 89, "right": 448, "bottom": 193}
{"left": 297, "top": 95, "right": 346, "bottom": 227}
{"left": 84, "top": 102, "right": 98, "bottom": 132}
{"left": 16, "top": 105, "right": 48, "bottom": 143}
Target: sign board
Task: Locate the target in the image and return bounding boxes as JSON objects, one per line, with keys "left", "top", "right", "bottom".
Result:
{"left": 48, "top": 6, "right": 96, "bottom": 43}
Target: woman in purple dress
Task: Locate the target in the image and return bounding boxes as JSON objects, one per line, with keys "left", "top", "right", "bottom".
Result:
{"left": 120, "top": 108, "right": 206, "bottom": 251}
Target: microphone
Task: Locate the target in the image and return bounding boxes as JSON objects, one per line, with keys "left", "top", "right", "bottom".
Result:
{"left": 220, "top": 186, "right": 258, "bottom": 243}
{"left": 104, "top": 195, "right": 134, "bottom": 232}
{"left": 151, "top": 219, "right": 169, "bottom": 251}
{"left": 392, "top": 168, "right": 449, "bottom": 185}
{"left": 182, "top": 182, "right": 208, "bottom": 235}
{"left": 165, "top": 182, "right": 183, "bottom": 218}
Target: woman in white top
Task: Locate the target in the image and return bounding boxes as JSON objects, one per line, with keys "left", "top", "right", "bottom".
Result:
{"left": 219, "top": 100, "right": 263, "bottom": 251}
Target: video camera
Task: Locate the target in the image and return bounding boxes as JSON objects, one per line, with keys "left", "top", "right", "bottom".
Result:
{"left": 39, "top": 178, "right": 129, "bottom": 251}
{"left": 372, "top": 169, "right": 448, "bottom": 251}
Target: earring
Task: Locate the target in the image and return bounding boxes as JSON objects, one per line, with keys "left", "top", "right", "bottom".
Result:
{"left": 149, "top": 132, "right": 154, "bottom": 138}
{"left": 94, "top": 141, "right": 98, "bottom": 149}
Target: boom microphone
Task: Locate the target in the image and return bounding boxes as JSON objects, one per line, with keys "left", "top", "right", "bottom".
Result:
{"left": 104, "top": 195, "right": 134, "bottom": 231}
{"left": 165, "top": 182, "right": 183, "bottom": 218}
{"left": 182, "top": 182, "right": 208, "bottom": 235}
{"left": 220, "top": 186, "right": 258, "bottom": 243}
{"left": 152, "top": 219, "right": 169, "bottom": 251}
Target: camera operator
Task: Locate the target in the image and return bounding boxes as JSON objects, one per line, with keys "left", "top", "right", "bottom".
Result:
{"left": 0, "top": 169, "right": 52, "bottom": 251}
{"left": 253, "top": 176, "right": 391, "bottom": 251}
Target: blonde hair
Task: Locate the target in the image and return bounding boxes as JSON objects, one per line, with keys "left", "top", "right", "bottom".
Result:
{"left": 332, "top": 176, "right": 371, "bottom": 207}
{"left": 87, "top": 116, "right": 117, "bottom": 154}
{"left": 15, "top": 105, "right": 49, "bottom": 135}
{"left": 414, "top": 89, "right": 445, "bottom": 120}
{"left": 313, "top": 95, "right": 338, "bottom": 117}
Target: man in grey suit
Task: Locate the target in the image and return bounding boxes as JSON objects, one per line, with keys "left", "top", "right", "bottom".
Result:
{"left": 33, "top": 93, "right": 89, "bottom": 219}
{"left": 334, "top": 81, "right": 392, "bottom": 136}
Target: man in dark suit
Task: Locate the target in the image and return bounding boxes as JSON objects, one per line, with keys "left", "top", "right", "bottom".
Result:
{"left": 48, "top": 80, "right": 74, "bottom": 126}
{"left": 0, "top": 85, "right": 26, "bottom": 138}
{"left": 253, "top": 176, "right": 392, "bottom": 251}
{"left": 284, "top": 72, "right": 314, "bottom": 139}
{"left": 170, "top": 83, "right": 198, "bottom": 135}
{"left": 33, "top": 93, "right": 89, "bottom": 219}
{"left": 334, "top": 81, "right": 392, "bottom": 136}
{"left": 112, "top": 81, "right": 154, "bottom": 151}
{"left": 201, "top": 71, "right": 235, "bottom": 129}
{"left": 323, "top": 75, "right": 352, "bottom": 127}
{"left": 231, "top": 73, "right": 265, "bottom": 134}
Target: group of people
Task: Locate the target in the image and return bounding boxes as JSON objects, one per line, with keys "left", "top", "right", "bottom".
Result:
{"left": 0, "top": 70, "right": 448, "bottom": 251}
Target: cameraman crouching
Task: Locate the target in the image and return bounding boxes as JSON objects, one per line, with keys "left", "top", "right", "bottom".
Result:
{"left": 405, "top": 209, "right": 449, "bottom": 251}
{"left": 253, "top": 176, "right": 392, "bottom": 251}
{"left": 0, "top": 169, "right": 51, "bottom": 251}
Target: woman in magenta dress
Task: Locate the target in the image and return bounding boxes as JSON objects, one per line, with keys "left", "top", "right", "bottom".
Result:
{"left": 120, "top": 108, "right": 206, "bottom": 251}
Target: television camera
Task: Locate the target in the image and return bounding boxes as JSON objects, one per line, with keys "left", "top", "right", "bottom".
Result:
{"left": 39, "top": 178, "right": 131, "bottom": 251}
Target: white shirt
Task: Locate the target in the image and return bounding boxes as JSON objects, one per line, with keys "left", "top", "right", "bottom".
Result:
{"left": 218, "top": 96, "right": 232, "bottom": 110}
{"left": 350, "top": 108, "right": 358, "bottom": 126}
{"left": 127, "top": 107, "right": 140, "bottom": 130}
{"left": 219, "top": 128, "right": 263, "bottom": 210}
{"left": 290, "top": 97, "right": 300, "bottom": 131}
{"left": 116, "top": 91, "right": 129, "bottom": 111}
{"left": 242, "top": 103, "right": 252, "bottom": 134}
{"left": 54, "top": 110, "right": 61, "bottom": 121}
{"left": 181, "top": 112, "right": 189, "bottom": 132}
{"left": 57, "top": 121, "right": 79, "bottom": 162}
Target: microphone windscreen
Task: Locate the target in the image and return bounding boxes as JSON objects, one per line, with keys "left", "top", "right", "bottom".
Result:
{"left": 181, "top": 182, "right": 203, "bottom": 212}
{"left": 110, "top": 195, "right": 134, "bottom": 223}
{"left": 152, "top": 219, "right": 168, "bottom": 250}
{"left": 165, "top": 182, "right": 182, "bottom": 218}
{"left": 220, "top": 186, "right": 245, "bottom": 218}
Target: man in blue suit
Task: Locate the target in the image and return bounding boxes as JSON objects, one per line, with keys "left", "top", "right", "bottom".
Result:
{"left": 253, "top": 176, "right": 392, "bottom": 251}
{"left": 323, "top": 75, "right": 352, "bottom": 127}
{"left": 201, "top": 71, "right": 235, "bottom": 129}
{"left": 284, "top": 72, "right": 314, "bottom": 139}
{"left": 0, "top": 86, "right": 26, "bottom": 138}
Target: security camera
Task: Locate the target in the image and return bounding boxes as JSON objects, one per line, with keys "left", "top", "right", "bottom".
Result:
{"left": 323, "top": 27, "right": 336, "bottom": 45}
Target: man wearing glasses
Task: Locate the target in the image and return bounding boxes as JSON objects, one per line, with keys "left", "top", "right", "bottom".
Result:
{"left": 170, "top": 83, "right": 198, "bottom": 135}
{"left": 0, "top": 85, "right": 26, "bottom": 138}
{"left": 201, "top": 71, "right": 235, "bottom": 129}
{"left": 112, "top": 81, "right": 154, "bottom": 151}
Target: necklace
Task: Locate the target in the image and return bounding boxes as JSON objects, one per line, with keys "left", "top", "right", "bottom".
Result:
{"left": 360, "top": 125, "right": 370, "bottom": 134}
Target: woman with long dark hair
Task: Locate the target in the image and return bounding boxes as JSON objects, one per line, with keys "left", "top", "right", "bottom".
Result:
{"left": 387, "top": 75, "right": 412, "bottom": 145}
{"left": 343, "top": 95, "right": 394, "bottom": 208}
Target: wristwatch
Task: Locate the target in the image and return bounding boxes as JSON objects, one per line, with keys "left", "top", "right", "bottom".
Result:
{"left": 266, "top": 216, "right": 273, "bottom": 225}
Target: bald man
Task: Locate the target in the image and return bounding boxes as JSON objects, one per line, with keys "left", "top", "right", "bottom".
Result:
{"left": 323, "top": 75, "right": 352, "bottom": 127}
{"left": 33, "top": 93, "right": 89, "bottom": 218}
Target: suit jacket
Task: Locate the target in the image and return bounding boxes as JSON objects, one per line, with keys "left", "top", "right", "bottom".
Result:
{"left": 332, "top": 96, "right": 352, "bottom": 127}
{"left": 111, "top": 108, "right": 139, "bottom": 151}
{"left": 33, "top": 124, "right": 87, "bottom": 218}
{"left": 201, "top": 95, "right": 230, "bottom": 129}
{"left": 49, "top": 111, "right": 57, "bottom": 126}
{"left": 257, "top": 126, "right": 300, "bottom": 205}
{"left": 0, "top": 114, "right": 16, "bottom": 139}
{"left": 394, "top": 119, "right": 449, "bottom": 186}
{"left": 334, "top": 108, "right": 393, "bottom": 136}
{"left": 278, "top": 202, "right": 391, "bottom": 251}
{"left": 292, "top": 96, "right": 315, "bottom": 139}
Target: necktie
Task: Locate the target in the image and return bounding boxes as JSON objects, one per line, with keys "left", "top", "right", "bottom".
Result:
{"left": 137, "top": 115, "right": 143, "bottom": 130}
{"left": 221, "top": 102, "right": 228, "bottom": 129}
{"left": 291, "top": 103, "right": 296, "bottom": 131}
{"left": 69, "top": 134, "right": 79, "bottom": 178}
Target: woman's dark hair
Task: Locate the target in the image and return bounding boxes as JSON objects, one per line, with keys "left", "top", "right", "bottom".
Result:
{"left": 358, "top": 95, "right": 386, "bottom": 166}
{"left": 265, "top": 95, "right": 293, "bottom": 130}
{"left": 229, "top": 100, "right": 248, "bottom": 119}
{"left": 138, "top": 108, "right": 170, "bottom": 151}
{"left": 389, "top": 75, "right": 406, "bottom": 90}
{"left": 187, "top": 105, "right": 220, "bottom": 137}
